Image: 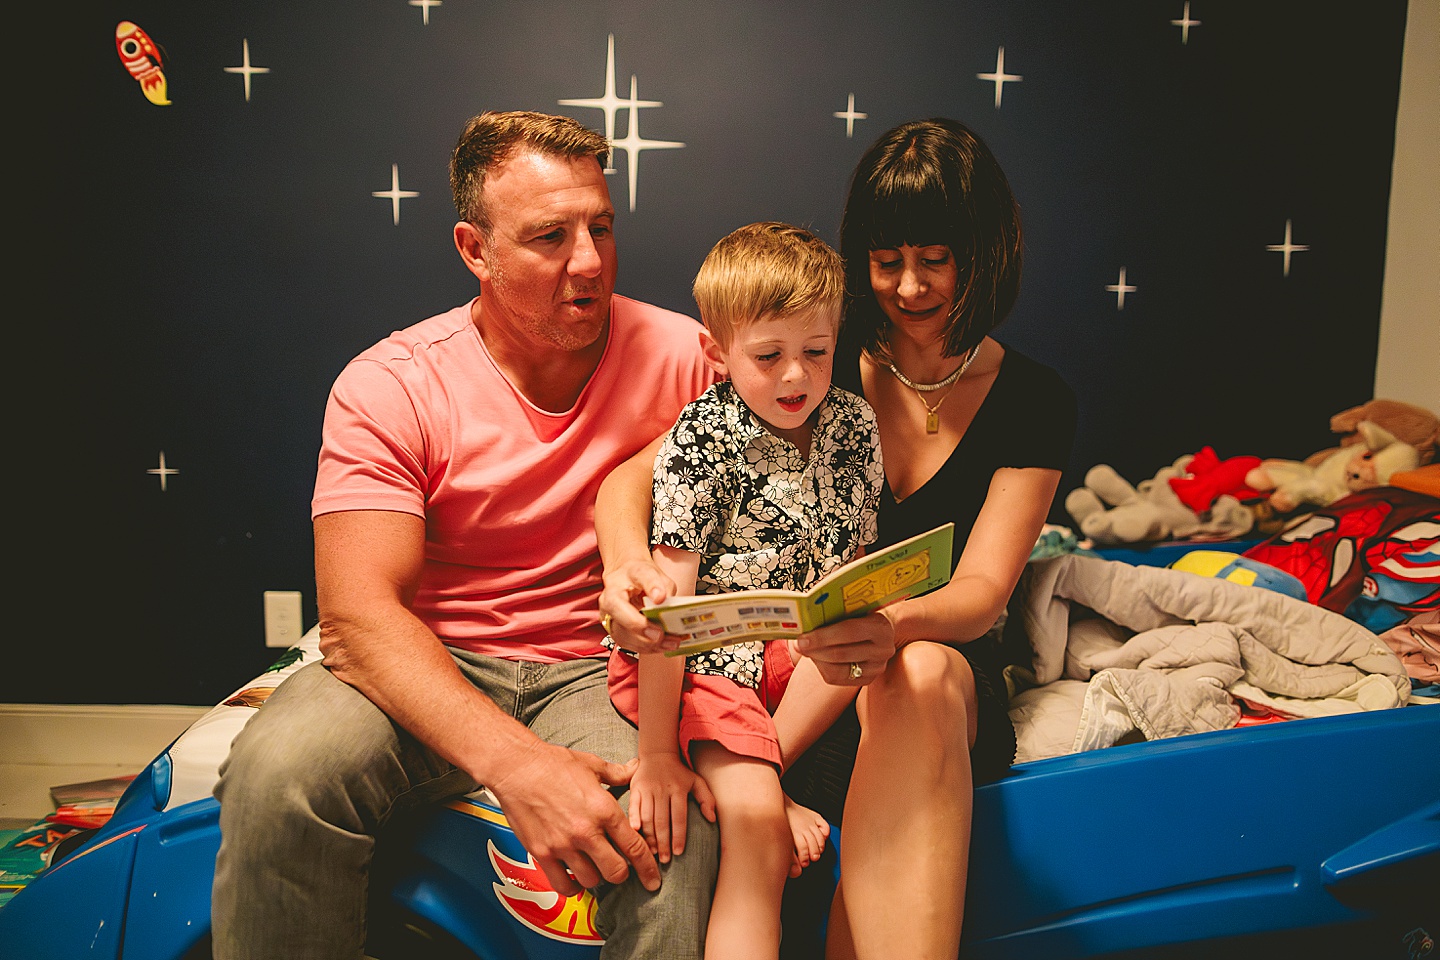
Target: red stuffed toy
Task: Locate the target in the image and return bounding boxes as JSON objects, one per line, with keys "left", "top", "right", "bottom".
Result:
{"left": 1167, "top": 446, "right": 1264, "bottom": 514}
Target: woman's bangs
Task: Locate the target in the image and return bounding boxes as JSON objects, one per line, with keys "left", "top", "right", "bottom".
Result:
{"left": 864, "top": 176, "right": 952, "bottom": 251}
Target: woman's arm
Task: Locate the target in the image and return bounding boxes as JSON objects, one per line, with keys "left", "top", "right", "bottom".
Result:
{"left": 794, "top": 466, "right": 1060, "bottom": 685}
{"left": 885, "top": 465, "right": 1060, "bottom": 647}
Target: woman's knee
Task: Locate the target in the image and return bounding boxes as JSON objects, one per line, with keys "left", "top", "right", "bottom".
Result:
{"left": 880, "top": 641, "right": 973, "bottom": 703}
{"left": 862, "top": 642, "right": 978, "bottom": 742}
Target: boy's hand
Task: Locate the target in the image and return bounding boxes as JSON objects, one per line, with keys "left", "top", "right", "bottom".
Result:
{"left": 629, "top": 753, "right": 717, "bottom": 862}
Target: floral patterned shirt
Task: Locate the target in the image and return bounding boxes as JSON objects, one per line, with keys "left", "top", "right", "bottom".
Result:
{"left": 644, "top": 380, "right": 883, "bottom": 688}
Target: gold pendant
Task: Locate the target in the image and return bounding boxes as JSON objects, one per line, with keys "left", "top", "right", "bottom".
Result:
{"left": 925, "top": 411, "right": 939, "bottom": 433}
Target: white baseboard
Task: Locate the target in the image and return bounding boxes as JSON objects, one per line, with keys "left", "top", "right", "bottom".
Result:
{"left": 0, "top": 704, "right": 208, "bottom": 822}
{"left": 0, "top": 704, "right": 207, "bottom": 767}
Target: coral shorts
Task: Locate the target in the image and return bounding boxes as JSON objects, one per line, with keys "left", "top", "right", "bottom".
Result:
{"left": 608, "top": 640, "right": 796, "bottom": 770}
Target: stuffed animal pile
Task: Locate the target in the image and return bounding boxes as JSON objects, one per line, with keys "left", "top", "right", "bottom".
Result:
{"left": 1065, "top": 454, "right": 1255, "bottom": 546}
{"left": 1066, "top": 398, "right": 1438, "bottom": 546}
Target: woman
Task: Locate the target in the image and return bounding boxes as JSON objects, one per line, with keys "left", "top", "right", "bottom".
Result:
{"left": 598, "top": 118, "right": 1076, "bottom": 958}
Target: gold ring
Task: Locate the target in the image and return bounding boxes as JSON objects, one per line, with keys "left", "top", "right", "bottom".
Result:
{"left": 849, "top": 662, "right": 863, "bottom": 680}
{"left": 601, "top": 613, "right": 613, "bottom": 634}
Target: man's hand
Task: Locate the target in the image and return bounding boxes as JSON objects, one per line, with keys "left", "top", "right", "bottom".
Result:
{"left": 486, "top": 738, "right": 660, "bottom": 897}
{"left": 790, "top": 611, "right": 899, "bottom": 686}
{"left": 600, "top": 558, "right": 684, "bottom": 656}
{"left": 629, "top": 753, "right": 717, "bottom": 863}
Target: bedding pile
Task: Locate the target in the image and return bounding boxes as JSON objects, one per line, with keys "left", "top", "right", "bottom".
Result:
{"left": 1006, "top": 554, "right": 1410, "bottom": 762}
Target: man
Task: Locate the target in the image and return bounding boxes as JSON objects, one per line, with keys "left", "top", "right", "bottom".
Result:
{"left": 211, "top": 111, "right": 718, "bottom": 959}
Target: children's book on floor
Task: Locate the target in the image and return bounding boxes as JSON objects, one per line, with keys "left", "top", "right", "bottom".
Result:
{"left": 0, "top": 822, "right": 91, "bottom": 907}
{"left": 47, "top": 774, "right": 136, "bottom": 829}
{"left": 649, "top": 523, "right": 955, "bottom": 655}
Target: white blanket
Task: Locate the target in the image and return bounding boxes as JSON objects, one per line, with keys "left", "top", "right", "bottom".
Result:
{"left": 1008, "top": 555, "right": 1409, "bottom": 761}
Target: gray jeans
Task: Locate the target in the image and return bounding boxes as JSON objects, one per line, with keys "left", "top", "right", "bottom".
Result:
{"left": 212, "top": 652, "right": 717, "bottom": 959}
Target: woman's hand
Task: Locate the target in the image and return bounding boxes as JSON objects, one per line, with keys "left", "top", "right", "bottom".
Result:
{"left": 628, "top": 752, "right": 717, "bottom": 863}
{"left": 790, "top": 610, "right": 899, "bottom": 685}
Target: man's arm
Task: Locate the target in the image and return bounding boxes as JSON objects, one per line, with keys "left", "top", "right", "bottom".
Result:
{"left": 314, "top": 509, "right": 660, "bottom": 896}
{"left": 596, "top": 436, "right": 680, "bottom": 652}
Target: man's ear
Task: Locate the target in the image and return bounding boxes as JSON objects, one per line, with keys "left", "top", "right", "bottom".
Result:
{"left": 698, "top": 328, "right": 728, "bottom": 377}
{"left": 454, "top": 221, "right": 490, "bottom": 282}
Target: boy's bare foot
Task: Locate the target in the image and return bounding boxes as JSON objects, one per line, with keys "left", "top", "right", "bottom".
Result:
{"left": 784, "top": 794, "right": 830, "bottom": 877}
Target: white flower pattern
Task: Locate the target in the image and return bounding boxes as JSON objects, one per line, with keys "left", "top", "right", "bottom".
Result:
{"left": 641, "top": 381, "right": 883, "bottom": 688}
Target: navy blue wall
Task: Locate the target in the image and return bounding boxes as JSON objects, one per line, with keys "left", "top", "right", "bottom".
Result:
{"left": 21, "top": 1, "right": 1405, "bottom": 704}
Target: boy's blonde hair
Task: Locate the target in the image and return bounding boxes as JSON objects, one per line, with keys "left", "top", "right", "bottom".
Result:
{"left": 692, "top": 222, "right": 845, "bottom": 348}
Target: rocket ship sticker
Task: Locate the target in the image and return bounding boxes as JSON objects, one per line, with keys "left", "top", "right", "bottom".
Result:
{"left": 115, "top": 21, "right": 170, "bottom": 105}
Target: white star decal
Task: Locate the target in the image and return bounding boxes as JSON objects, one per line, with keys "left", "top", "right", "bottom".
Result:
{"left": 560, "top": 36, "right": 682, "bottom": 211}
{"left": 223, "top": 39, "right": 270, "bottom": 102}
{"left": 834, "top": 93, "right": 868, "bottom": 138}
{"left": 409, "top": 0, "right": 441, "bottom": 25}
{"left": 147, "top": 451, "right": 180, "bottom": 492}
{"left": 559, "top": 34, "right": 660, "bottom": 174}
{"left": 1170, "top": 2, "right": 1202, "bottom": 45}
{"left": 977, "top": 46, "right": 1022, "bottom": 109}
{"left": 1105, "top": 267, "right": 1136, "bottom": 310}
{"left": 610, "top": 75, "right": 685, "bottom": 213}
{"left": 372, "top": 164, "right": 419, "bottom": 225}
{"left": 1265, "top": 219, "right": 1310, "bottom": 277}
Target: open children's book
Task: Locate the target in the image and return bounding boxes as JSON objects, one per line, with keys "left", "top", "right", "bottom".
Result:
{"left": 648, "top": 523, "right": 954, "bottom": 655}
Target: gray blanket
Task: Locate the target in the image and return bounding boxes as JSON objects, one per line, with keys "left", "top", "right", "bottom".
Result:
{"left": 1008, "top": 555, "right": 1409, "bottom": 758}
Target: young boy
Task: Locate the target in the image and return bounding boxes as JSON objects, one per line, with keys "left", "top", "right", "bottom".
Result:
{"left": 605, "top": 222, "right": 884, "bottom": 959}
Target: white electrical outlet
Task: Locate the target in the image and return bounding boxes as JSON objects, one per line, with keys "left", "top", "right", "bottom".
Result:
{"left": 264, "top": 590, "right": 304, "bottom": 648}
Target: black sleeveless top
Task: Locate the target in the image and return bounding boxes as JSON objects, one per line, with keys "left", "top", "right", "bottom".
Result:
{"left": 833, "top": 343, "right": 1077, "bottom": 561}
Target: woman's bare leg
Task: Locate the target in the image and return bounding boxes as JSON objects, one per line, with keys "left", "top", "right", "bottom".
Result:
{"left": 827, "top": 641, "right": 978, "bottom": 960}
{"left": 692, "top": 743, "right": 792, "bottom": 960}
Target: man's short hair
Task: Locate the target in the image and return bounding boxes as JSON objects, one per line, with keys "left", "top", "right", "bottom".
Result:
{"left": 692, "top": 222, "right": 845, "bottom": 349}
{"left": 449, "top": 111, "right": 610, "bottom": 233}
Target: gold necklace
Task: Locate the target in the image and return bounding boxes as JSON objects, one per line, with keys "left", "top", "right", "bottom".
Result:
{"left": 887, "top": 343, "right": 981, "bottom": 434}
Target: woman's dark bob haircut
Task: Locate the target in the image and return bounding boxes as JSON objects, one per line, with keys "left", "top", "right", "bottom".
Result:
{"left": 839, "top": 118, "right": 1023, "bottom": 361}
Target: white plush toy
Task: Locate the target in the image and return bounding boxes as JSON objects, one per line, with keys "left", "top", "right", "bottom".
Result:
{"left": 1245, "top": 420, "right": 1421, "bottom": 514}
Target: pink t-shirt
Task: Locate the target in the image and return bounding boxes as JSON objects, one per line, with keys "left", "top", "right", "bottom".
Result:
{"left": 312, "top": 295, "right": 714, "bottom": 661}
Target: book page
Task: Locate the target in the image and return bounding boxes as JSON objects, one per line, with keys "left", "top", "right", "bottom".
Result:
{"left": 645, "top": 523, "right": 955, "bottom": 655}
{"left": 649, "top": 594, "right": 805, "bottom": 653}
{"left": 802, "top": 523, "right": 954, "bottom": 627}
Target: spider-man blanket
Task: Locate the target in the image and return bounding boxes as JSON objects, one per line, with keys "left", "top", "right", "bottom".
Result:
{"left": 1243, "top": 487, "right": 1440, "bottom": 634}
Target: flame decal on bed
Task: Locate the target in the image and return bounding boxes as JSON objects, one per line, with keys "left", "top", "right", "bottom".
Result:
{"left": 487, "top": 840, "right": 603, "bottom": 943}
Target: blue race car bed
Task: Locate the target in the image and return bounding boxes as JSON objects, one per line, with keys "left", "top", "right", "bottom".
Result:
{"left": 2, "top": 547, "right": 1436, "bottom": 960}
